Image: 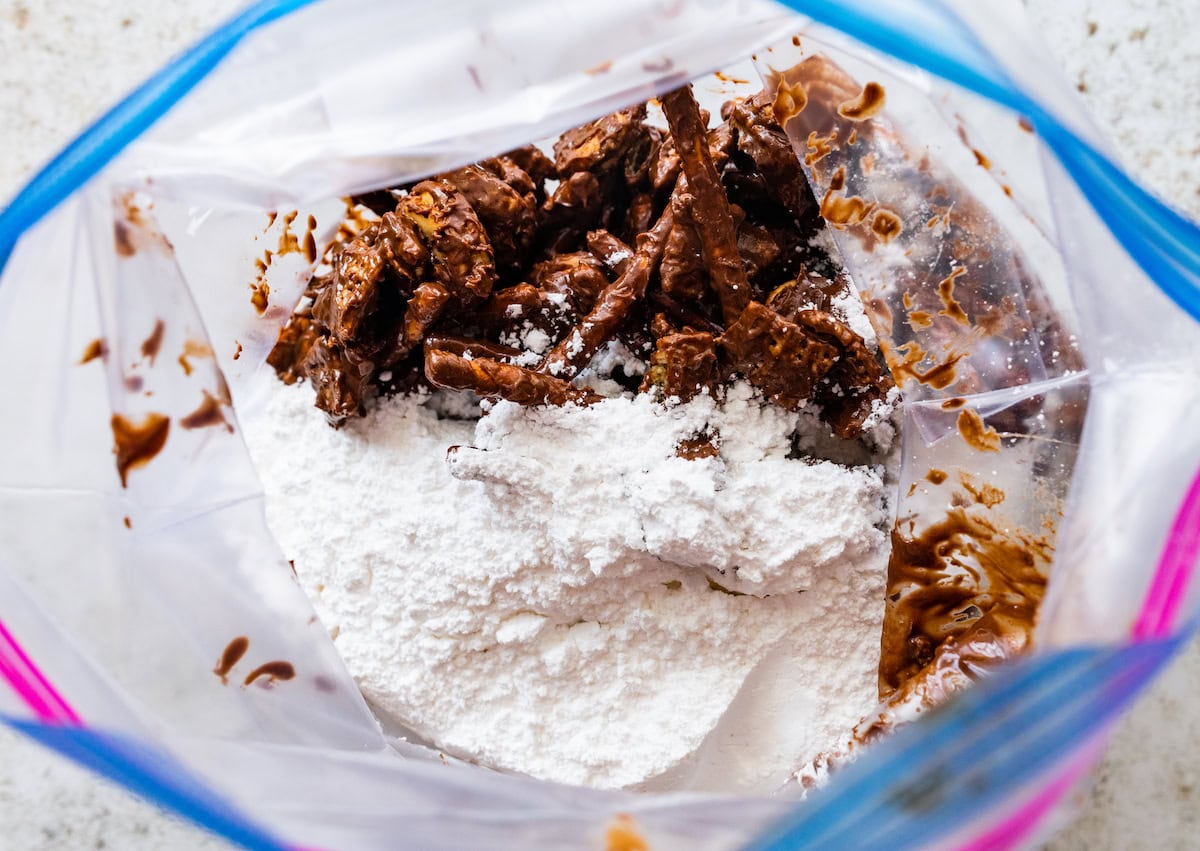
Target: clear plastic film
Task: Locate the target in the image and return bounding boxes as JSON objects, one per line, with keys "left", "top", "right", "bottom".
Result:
{"left": 747, "top": 28, "right": 1094, "bottom": 762}
{"left": 0, "top": 0, "right": 1198, "bottom": 849}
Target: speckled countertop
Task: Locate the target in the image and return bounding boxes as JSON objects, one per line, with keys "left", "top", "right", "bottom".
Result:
{"left": 1, "top": 1, "right": 1198, "bottom": 848}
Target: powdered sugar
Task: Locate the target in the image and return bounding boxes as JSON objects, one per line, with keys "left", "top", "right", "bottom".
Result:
{"left": 243, "top": 379, "right": 894, "bottom": 790}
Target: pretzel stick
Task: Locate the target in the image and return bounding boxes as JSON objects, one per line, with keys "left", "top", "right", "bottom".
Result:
{"left": 426, "top": 348, "right": 600, "bottom": 406}
{"left": 539, "top": 202, "right": 675, "bottom": 379}
{"left": 660, "top": 85, "right": 751, "bottom": 325}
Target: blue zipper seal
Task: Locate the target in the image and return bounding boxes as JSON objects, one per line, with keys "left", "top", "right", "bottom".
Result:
{"left": 0, "top": 0, "right": 318, "bottom": 272}
{"left": 745, "top": 629, "right": 1191, "bottom": 851}
{"left": 1, "top": 717, "right": 290, "bottom": 851}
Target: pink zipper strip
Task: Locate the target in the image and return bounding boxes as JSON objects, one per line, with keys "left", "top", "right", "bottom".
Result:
{"left": 952, "top": 747, "right": 1095, "bottom": 851}
{"left": 1132, "top": 466, "right": 1200, "bottom": 640}
{"left": 0, "top": 618, "right": 80, "bottom": 725}
{"left": 0, "top": 651, "right": 59, "bottom": 722}
{"left": 954, "top": 463, "right": 1200, "bottom": 850}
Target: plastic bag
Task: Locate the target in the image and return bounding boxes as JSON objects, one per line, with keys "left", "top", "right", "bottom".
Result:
{"left": 1, "top": 1, "right": 1198, "bottom": 849}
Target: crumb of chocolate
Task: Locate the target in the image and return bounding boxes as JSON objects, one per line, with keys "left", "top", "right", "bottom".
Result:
{"left": 836, "top": 82, "right": 886, "bottom": 121}
{"left": 140, "top": 319, "right": 165, "bottom": 364}
{"left": 243, "top": 661, "right": 295, "bottom": 687}
{"left": 79, "top": 338, "right": 107, "bottom": 365}
{"left": 251, "top": 281, "right": 270, "bottom": 315}
{"left": 110, "top": 412, "right": 170, "bottom": 487}
{"left": 213, "top": 636, "right": 249, "bottom": 684}
{"left": 957, "top": 409, "right": 1001, "bottom": 452}
{"left": 937, "top": 267, "right": 970, "bottom": 325}
{"left": 605, "top": 815, "right": 649, "bottom": 851}
{"left": 180, "top": 390, "right": 233, "bottom": 432}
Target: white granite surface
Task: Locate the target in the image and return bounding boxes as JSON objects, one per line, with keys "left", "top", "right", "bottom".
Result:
{"left": 0, "top": 0, "right": 1197, "bottom": 848}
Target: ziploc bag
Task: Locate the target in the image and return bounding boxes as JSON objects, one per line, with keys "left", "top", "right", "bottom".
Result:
{"left": 1, "top": 1, "right": 1199, "bottom": 850}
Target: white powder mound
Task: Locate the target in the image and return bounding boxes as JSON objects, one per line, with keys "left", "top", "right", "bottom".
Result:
{"left": 243, "top": 381, "right": 892, "bottom": 790}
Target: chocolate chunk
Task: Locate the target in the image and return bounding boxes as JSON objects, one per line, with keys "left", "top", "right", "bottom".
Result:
{"left": 648, "top": 119, "right": 733, "bottom": 195}
{"left": 267, "top": 71, "right": 886, "bottom": 435}
{"left": 266, "top": 315, "right": 320, "bottom": 385}
{"left": 736, "top": 220, "right": 781, "bottom": 280}
{"left": 423, "top": 335, "right": 521, "bottom": 361}
{"left": 303, "top": 339, "right": 375, "bottom": 424}
{"left": 729, "top": 93, "right": 818, "bottom": 221}
{"left": 437, "top": 164, "right": 537, "bottom": 272}
{"left": 303, "top": 211, "right": 430, "bottom": 372}
{"left": 765, "top": 276, "right": 832, "bottom": 317}
{"left": 500, "top": 145, "right": 556, "bottom": 194}
{"left": 400, "top": 180, "right": 496, "bottom": 301}
{"left": 394, "top": 282, "right": 452, "bottom": 359}
{"left": 793, "top": 308, "right": 893, "bottom": 437}
{"left": 538, "top": 171, "right": 603, "bottom": 255}
{"left": 660, "top": 189, "right": 708, "bottom": 303}
{"left": 466, "top": 283, "right": 575, "bottom": 340}
{"left": 532, "top": 252, "right": 610, "bottom": 314}
{"left": 707, "top": 120, "right": 736, "bottom": 162}
{"left": 622, "top": 192, "right": 656, "bottom": 242}
{"left": 481, "top": 154, "right": 540, "bottom": 198}
{"left": 311, "top": 240, "right": 386, "bottom": 346}
{"left": 640, "top": 331, "right": 718, "bottom": 402}
{"left": 553, "top": 104, "right": 648, "bottom": 175}
{"left": 649, "top": 136, "right": 682, "bottom": 193}
{"left": 718, "top": 301, "right": 838, "bottom": 409}
{"left": 375, "top": 212, "right": 430, "bottom": 283}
